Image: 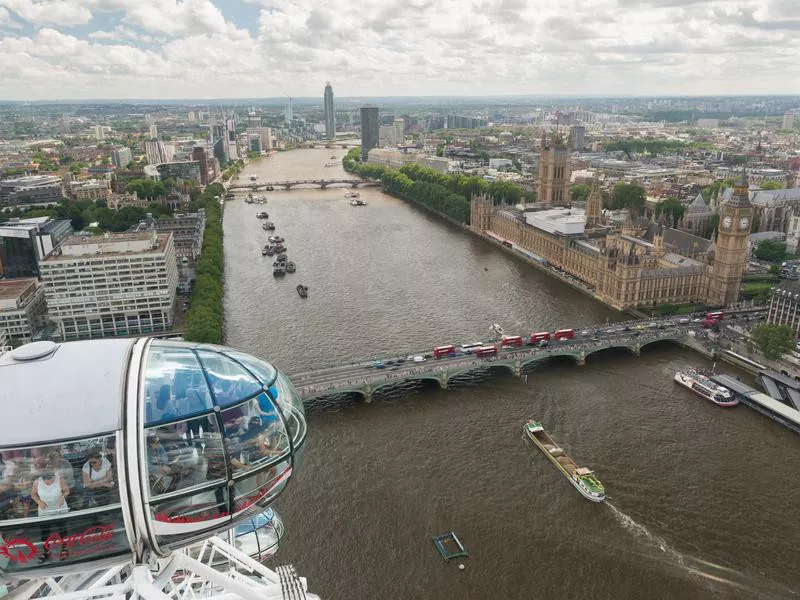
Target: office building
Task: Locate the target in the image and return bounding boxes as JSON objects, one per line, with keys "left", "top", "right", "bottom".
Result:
{"left": 144, "top": 141, "right": 171, "bottom": 166}
{"left": 537, "top": 134, "right": 571, "bottom": 205}
{"left": 40, "top": 232, "right": 178, "bottom": 340}
{"left": 0, "top": 217, "right": 73, "bottom": 278}
{"left": 446, "top": 115, "right": 487, "bottom": 129}
{"left": 93, "top": 125, "right": 105, "bottom": 141}
{"left": 191, "top": 147, "right": 211, "bottom": 185}
{"left": 225, "top": 118, "right": 239, "bottom": 161}
{"left": 394, "top": 118, "right": 405, "bottom": 145}
{"left": 156, "top": 161, "right": 202, "bottom": 184}
{"left": 767, "top": 281, "right": 800, "bottom": 336}
{"left": 132, "top": 210, "right": 206, "bottom": 293}
{"left": 379, "top": 125, "right": 396, "bottom": 147}
{"left": 0, "top": 175, "right": 63, "bottom": 207}
{"left": 249, "top": 135, "right": 263, "bottom": 153}
{"left": 0, "top": 278, "right": 48, "bottom": 344}
{"left": 68, "top": 179, "right": 111, "bottom": 203}
{"left": 784, "top": 112, "right": 796, "bottom": 131}
{"left": 360, "top": 106, "right": 380, "bottom": 160}
{"left": 246, "top": 127, "right": 273, "bottom": 152}
{"left": 324, "top": 82, "right": 335, "bottom": 140}
{"left": 112, "top": 147, "right": 133, "bottom": 169}
{"left": 570, "top": 125, "right": 586, "bottom": 151}
{"left": 149, "top": 124, "right": 158, "bottom": 139}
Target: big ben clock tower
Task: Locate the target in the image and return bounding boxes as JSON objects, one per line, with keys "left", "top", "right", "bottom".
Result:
{"left": 707, "top": 171, "right": 754, "bottom": 306}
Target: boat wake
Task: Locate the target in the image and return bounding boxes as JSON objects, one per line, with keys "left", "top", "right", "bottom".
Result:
{"left": 607, "top": 502, "right": 799, "bottom": 598}
{"left": 606, "top": 502, "right": 687, "bottom": 568}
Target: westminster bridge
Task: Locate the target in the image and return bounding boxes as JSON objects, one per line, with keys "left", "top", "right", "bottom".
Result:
{"left": 227, "top": 179, "right": 379, "bottom": 191}
{"left": 288, "top": 318, "right": 733, "bottom": 408}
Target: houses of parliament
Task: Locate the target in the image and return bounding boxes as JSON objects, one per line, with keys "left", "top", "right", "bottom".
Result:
{"left": 470, "top": 138, "right": 752, "bottom": 310}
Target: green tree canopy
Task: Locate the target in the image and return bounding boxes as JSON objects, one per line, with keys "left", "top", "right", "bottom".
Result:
{"left": 760, "top": 180, "right": 782, "bottom": 190}
{"left": 751, "top": 324, "right": 795, "bottom": 361}
{"left": 571, "top": 184, "right": 590, "bottom": 203}
{"left": 754, "top": 240, "right": 787, "bottom": 262}
{"left": 610, "top": 183, "right": 646, "bottom": 215}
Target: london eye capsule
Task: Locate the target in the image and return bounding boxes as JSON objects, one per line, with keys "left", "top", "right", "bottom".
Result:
{"left": 0, "top": 338, "right": 307, "bottom": 579}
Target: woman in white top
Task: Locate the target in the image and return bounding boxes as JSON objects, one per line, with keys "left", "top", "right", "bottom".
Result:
{"left": 82, "top": 449, "right": 115, "bottom": 507}
{"left": 31, "top": 469, "right": 70, "bottom": 563}
{"left": 32, "top": 469, "right": 69, "bottom": 516}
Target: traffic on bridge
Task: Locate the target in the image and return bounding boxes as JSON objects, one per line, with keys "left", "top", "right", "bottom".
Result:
{"left": 290, "top": 309, "right": 766, "bottom": 404}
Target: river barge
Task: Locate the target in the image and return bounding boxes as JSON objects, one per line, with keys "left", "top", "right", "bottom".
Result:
{"left": 524, "top": 420, "right": 605, "bottom": 502}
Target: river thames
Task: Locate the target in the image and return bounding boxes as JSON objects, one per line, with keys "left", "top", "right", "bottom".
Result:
{"left": 223, "top": 149, "right": 799, "bottom": 599}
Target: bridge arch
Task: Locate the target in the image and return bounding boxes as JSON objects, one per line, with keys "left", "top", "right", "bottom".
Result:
{"left": 520, "top": 353, "right": 581, "bottom": 372}
{"left": 371, "top": 376, "right": 443, "bottom": 399}
{"left": 446, "top": 363, "right": 515, "bottom": 383}
{"left": 303, "top": 389, "right": 367, "bottom": 412}
{"left": 584, "top": 344, "right": 639, "bottom": 361}
{"left": 639, "top": 337, "right": 683, "bottom": 352}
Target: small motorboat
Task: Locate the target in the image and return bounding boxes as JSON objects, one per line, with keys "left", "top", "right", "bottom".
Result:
{"left": 268, "top": 235, "right": 284, "bottom": 244}
{"left": 285, "top": 261, "right": 296, "bottom": 273}
{"left": 276, "top": 253, "right": 287, "bottom": 262}
{"left": 273, "top": 265, "right": 285, "bottom": 277}
{"left": 261, "top": 248, "right": 268, "bottom": 256}
{"left": 263, "top": 222, "right": 275, "bottom": 231}
{"left": 256, "top": 212, "right": 269, "bottom": 219}
{"left": 264, "top": 245, "right": 276, "bottom": 256}
{"left": 275, "top": 244, "right": 286, "bottom": 254}
{"left": 296, "top": 285, "right": 308, "bottom": 298}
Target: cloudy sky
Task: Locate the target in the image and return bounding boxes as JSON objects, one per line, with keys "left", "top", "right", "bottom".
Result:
{"left": 0, "top": 0, "right": 798, "bottom": 100}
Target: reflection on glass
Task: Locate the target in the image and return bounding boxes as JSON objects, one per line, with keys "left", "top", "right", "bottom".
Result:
{"left": 232, "top": 508, "right": 283, "bottom": 562}
{"left": 145, "top": 416, "right": 225, "bottom": 497}
{"left": 220, "top": 402, "right": 289, "bottom": 477}
{"left": 0, "top": 508, "right": 128, "bottom": 573}
{"left": 144, "top": 345, "right": 212, "bottom": 424}
{"left": 0, "top": 436, "right": 117, "bottom": 523}
{"left": 270, "top": 372, "right": 307, "bottom": 446}
{"left": 232, "top": 461, "right": 291, "bottom": 515}
{"left": 223, "top": 350, "right": 277, "bottom": 387}
{"left": 152, "top": 486, "right": 230, "bottom": 548}
{"left": 196, "top": 350, "right": 263, "bottom": 407}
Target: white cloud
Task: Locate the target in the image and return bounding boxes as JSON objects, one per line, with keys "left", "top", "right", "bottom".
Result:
{"left": 0, "top": 0, "right": 92, "bottom": 26}
{"left": 0, "top": 0, "right": 798, "bottom": 99}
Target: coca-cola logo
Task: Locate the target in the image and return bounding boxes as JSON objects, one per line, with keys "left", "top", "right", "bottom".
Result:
{"left": 0, "top": 538, "right": 37, "bottom": 564}
{"left": 44, "top": 524, "right": 114, "bottom": 553}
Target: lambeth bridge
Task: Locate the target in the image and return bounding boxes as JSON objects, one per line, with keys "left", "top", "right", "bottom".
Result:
{"left": 228, "top": 179, "right": 379, "bottom": 191}
{"left": 288, "top": 318, "right": 722, "bottom": 408}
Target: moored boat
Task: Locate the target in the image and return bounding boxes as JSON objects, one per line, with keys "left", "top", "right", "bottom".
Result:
{"left": 524, "top": 420, "right": 605, "bottom": 502}
{"left": 276, "top": 253, "right": 287, "bottom": 262}
{"left": 296, "top": 285, "right": 308, "bottom": 298}
{"left": 264, "top": 245, "right": 276, "bottom": 256}
{"left": 275, "top": 244, "right": 286, "bottom": 253}
{"left": 262, "top": 221, "right": 275, "bottom": 231}
{"left": 674, "top": 369, "right": 738, "bottom": 407}
{"left": 261, "top": 248, "right": 268, "bottom": 256}
{"left": 268, "top": 235, "right": 284, "bottom": 244}
{"left": 285, "top": 261, "right": 296, "bottom": 273}
{"left": 273, "top": 265, "right": 285, "bottom": 277}
{"left": 256, "top": 211, "right": 269, "bottom": 219}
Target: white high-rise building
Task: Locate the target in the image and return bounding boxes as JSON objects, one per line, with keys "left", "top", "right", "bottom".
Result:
{"left": 324, "top": 83, "right": 335, "bottom": 140}
{"left": 40, "top": 232, "right": 178, "bottom": 340}
{"left": 149, "top": 124, "right": 158, "bottom": 139}
{"left": 394, "top": 118, "right": 405, "bottom": 145}
{"left": 783, "top": 112, "right": 796, "bottom": 130}
{"left": 225, "top": 118, "right": 239, "bottom": 160}
{"left": 93, "top": 125, "right": 105, "bottom": 141}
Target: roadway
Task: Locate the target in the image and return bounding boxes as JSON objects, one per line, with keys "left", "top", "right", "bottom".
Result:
{"left": 290, "top": 311, "right": 766, "bottom": 397}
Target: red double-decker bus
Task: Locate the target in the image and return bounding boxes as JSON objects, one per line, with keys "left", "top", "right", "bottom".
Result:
{"left": 501, "top": 335, "right": 523, "bottom": 348}
{"left": 530, "top": 332, "right": 550, "bottom": 344}
{"left": 706, "top": 311, "right": 724, "bottom": 322}
{"left": 553, "top": 328, "right": 575, "bottom": 341}
{"left": 433, "top": 345, "right": 456, "bottom": 358}
{"left": 475, "top": 345, "right": 498, "bottom": 357}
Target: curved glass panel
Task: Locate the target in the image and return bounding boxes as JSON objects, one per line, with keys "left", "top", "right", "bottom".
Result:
{"left": 0, "top": 507, "right": 129, "bottom": 575}
{"left": 232, "top": 509, "right": 283, "bottom": 562}
{"left": 231, "top": 462, "right": 291, "bottom": 515}
{"left": 220, "top": 401, "right": 289, "bottom": 478}
{"left": 145, "top": 345, "right": 212, "bottom": 424}
{"left": 0, "top": 436, "right": 118, "bottom": 522}
{"left": 223, "top": 350, "right": 277, "bottom": 389}
{"left": 151, "top": 486, "right": 230, "bottom": 549}
{"left": 270, "top": 372, "right": 307, "bottom": 451}
{"left": 196, "top": 350, "right": 262, "bottom": 407}
{"left": 144, "top": 416, "right": 224, "bottom": 498}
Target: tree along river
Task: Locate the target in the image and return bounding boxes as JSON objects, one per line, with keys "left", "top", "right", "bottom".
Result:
{"left": 223, "top": 149, "right": 799, "bottom": 600}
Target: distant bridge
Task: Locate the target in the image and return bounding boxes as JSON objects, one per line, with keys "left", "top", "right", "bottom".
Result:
{"left": 228, "top": 179, "right": 378, "bottom": 191}
{"left": 289, "top": 320, "right": 719, "bottom": 408}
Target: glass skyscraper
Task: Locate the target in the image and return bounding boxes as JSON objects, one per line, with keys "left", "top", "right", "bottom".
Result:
{"left": 324, "top": 82, "right": 335, "bottom": 141}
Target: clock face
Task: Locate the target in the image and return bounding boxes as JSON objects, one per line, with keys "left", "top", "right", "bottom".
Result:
{"left": 739, "top": 217, "right": 749, "bottom": 230}
{"left": 722, "top": 216, "right": 732, "bottom": 229}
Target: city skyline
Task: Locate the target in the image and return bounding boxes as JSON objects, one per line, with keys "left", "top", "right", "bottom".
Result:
{"left": 0, "top": 0, "right": 799, "bottom": 100}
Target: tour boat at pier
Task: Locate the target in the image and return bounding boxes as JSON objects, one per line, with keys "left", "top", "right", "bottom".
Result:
{"left": 674, "top": 369, "right": 738, "bottom": 407}
{"left": 524, "top": 420, "right": 605, "bottom": 502}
